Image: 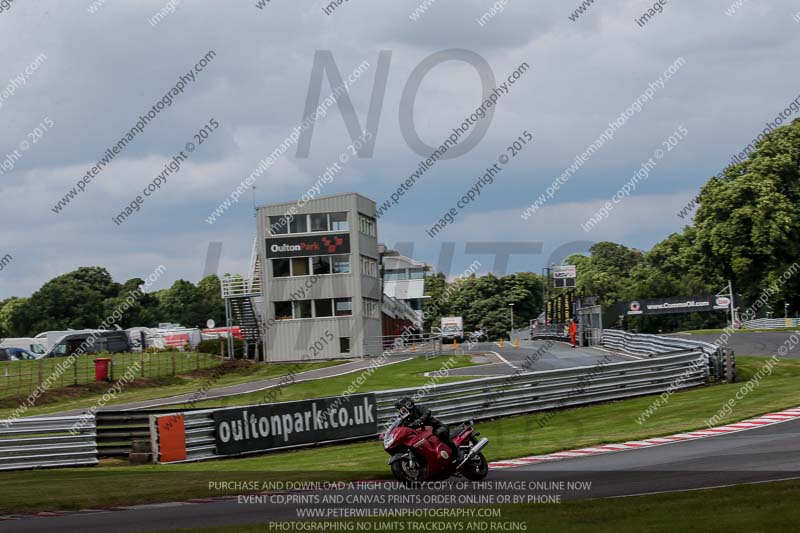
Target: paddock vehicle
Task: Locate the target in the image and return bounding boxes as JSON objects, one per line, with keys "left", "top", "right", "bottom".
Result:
{"left": 0, "top": 337, "right": 46, "bottom": 355}
{"left": 440, "top": 317, "right": 464, "bottom": 343}
{"left": 382, "top": 417, "right": 489, "bottom": 482}
{"left": 0, "top": 347, "right": 39, "bottom": 361}
{"left": 43, "top": 330, "right": 130, "bottom": 357}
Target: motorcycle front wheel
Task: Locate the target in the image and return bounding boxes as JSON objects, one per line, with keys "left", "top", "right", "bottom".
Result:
{"left": 460, "top": 452, "right": 488, "bottom": 481}
{"left": 391, "top": 453, "right": 427, "bottom": 483}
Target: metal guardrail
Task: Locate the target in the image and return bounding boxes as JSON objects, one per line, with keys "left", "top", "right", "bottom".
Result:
{"left": 601, "top": 329, "right": 733, "bottom": 381}
{"left": 742, "top": 318, "right": 799, "bottom": 329}
{"left": 373, "top": 350, "right": 707, "bottom": 425}
{"left": 150, "top": 350, "right": 707, "bottom": 464}
{"left": 602, "top": 329, "right": 718, "bottom": 357}
{"left": 363, "top": 334, "right": 443, "bottom": 358}
{"left": 0, "top": 415, "right": 97, "bottom": 471}
{"left": 529, "top": 324, "right": 569, "bottom": 339}
{"left": 95, "top": 409, "right": 204, "bottom": 457}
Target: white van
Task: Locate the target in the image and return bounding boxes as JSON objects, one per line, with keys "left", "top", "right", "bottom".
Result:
{"left": 0, "top": 337, "right": 47, "bottom": 355}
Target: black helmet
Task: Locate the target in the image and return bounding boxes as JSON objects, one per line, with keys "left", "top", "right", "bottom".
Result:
{"left": 394, "top": 396, "right": 415, "bottom": 410}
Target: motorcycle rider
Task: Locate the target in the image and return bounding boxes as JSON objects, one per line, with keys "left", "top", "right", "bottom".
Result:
{"left": 394, "top": 396, "right": 463, "bottom": 463}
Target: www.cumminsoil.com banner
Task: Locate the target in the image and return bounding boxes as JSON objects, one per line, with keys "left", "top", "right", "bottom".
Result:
{"left": 213, "top": 394, "right": 378, "bottom": 455}
{"left": 624, "top": 294, "right": 734, "bottom": 316}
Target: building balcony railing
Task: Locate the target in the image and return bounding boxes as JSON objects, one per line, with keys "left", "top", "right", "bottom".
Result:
{"left": 221, "top": 275, "right": 262, "bottom": 298}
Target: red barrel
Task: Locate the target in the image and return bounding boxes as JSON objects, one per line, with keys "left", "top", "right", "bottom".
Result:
{"left": 94, "top": 357, "right": 112, "bottom": 381}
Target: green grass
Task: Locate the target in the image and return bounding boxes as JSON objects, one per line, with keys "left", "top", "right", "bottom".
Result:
{"left": 0, "top": 351, "right": 222, "bottom": 401}
{"left": 0, "top": 358, "right": 342, "bottom": 419}
{"left": 156, "top": 479, "right": 800, "bottom": 533}
{"left": 173, "top": 354, "right": 478, "bottom": 410}
{"left": 1, "top": 356, "right": 798, "bottom": 514}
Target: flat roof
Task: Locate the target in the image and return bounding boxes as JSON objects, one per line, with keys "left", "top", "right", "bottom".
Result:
{"left": 256, "top": 192, "right": 375, "bottom": 210}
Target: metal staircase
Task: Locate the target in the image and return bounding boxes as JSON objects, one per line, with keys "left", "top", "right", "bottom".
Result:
{"left": 221, "top": 238, "right": 264, "bottom": 360}
{"left": 228, "top": 297, "right": 261, "bottom": 341}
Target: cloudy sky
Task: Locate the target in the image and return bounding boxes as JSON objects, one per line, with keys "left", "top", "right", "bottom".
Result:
{"left": 1, "top": 0, "right": 799, "bottom": 298}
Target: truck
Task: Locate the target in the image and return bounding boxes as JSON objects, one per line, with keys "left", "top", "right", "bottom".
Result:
{"left": 440, "top": 317, "right": 464, "bottom": 344}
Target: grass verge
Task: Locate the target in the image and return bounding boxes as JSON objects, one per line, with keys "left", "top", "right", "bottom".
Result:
{"left": 0, "top": 356, "right": 798, "bottom": 514}
{"left": 176, "top": 354, "right": 479, "bottom": 410}
{"left": 0, "top": 358, "right": 342, "bottom": 418}
{"left": 0, "top": 351, "right": 222, "bottom": 401}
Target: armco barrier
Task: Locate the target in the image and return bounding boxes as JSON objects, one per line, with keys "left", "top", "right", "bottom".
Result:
{"left": 95, "top": 409, "right": 204, "bottom": 457}
{"left": 742, "top": 318, "right": 800, "bottom": 329}
{"left": 601, "top": 329, "right": 732, "bottom": 381}
{"left": 0, "top": 416, "right": 97, "bottom": 471}
{"left": 149, "top": 350, "right": 707, "bottom": 464}
{"left": 602, "top": 329, "right": 718, "bottom": 357}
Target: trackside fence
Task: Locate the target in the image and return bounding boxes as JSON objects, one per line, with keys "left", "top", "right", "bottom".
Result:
{"left": 600, "top": 329, "right": 734, "bottom": 381}
{"left": 0, "top": 351, "right": 221, "bottom": 401}
{"left": 149, "top": 350, "right": 708, "bottom": 464}
{"left": 363, "top": 334, "right": 443, "bottom": 358}
{"left": 742, "top": 318, "right": 800, "bottom": 329}
{"left": 0, "top": 416, "right": 97, "bottom": 471}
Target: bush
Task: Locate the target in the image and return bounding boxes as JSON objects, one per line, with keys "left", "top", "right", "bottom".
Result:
{"left": 196, "top": 337, "right": 244, "bottom": 357}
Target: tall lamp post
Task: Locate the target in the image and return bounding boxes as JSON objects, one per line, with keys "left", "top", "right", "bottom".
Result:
{"left": 509, "top": 303, "right": 515, "bottom": 336}
{"left": 785, "top": 302, "right": 789, "bottom": 319}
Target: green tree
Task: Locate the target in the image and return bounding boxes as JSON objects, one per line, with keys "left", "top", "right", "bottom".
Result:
{"left": 422, "top": 272, "right": 450, "bottom": 331}
{"left": 0, "top": 297, "right": 26, "bottom": 337}
{"left": 8, "top": 267, "right": 118, "bottom": 336}
{"left": 157, "top": 279, "right": 206, "bottom": 328}
{"left": 567, "top": 242, "right": 645, "bottom": 308}
{"left": 421, "top": 272, "right": 544, "bottom": 339}
{"left": 693, "top": 117, "right": 800, "bottom": 308}
{"left": 101, "top": 278, "right": 162, "bottom": 328}
{"left": 197, "top": 275, "right": 226, "bottom": 326}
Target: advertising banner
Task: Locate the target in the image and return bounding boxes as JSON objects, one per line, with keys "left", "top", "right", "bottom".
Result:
{"left": 552, "top": 265, "right": 576, "bottom": 279}
{"left": 265, "top": 234, "right": 350, "bottom": 258}
{"left": 552, "top": 265, "right": 576, "bottom": 288}
{"left": 625, "top": 295, "right": 732, "bottom": 316}
{"left": 213, "top": 393, "right": 378, "bottom": 455}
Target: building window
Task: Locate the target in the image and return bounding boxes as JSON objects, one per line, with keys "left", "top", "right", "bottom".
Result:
{"left": 274, "top": 301, "right": 293, "bottom": 320}
{"left": 384, "top": 269, "right": 407, "bottom": 281}
{"left": 330, "top": 212, "right": 348, "bottom": 231}
{"left": 272, "top": 258, "right": 291, "bottom": 277}
{"left": 273, "top": 212, "right": 349, "bottom": 235}
{"left": 269, "top": 216, "right": 289, "bottom": 235}
{"left": 294, "top": 300, "right": 313, "bottom": 319}
{"left": 312, "top": 256, "right": 331, "bottom": 275}
{"left": 331, "top": 254, "right": 350, "bottom": 274}
{"left": 310, "top": 213, "right": 329, "bottom": 232}
{"left": 271, "top": 255, "right": 353, "bottom": 278}
{"left": 409, "top": 268, "right": 426, "bottom": 280}
{"left": 339, "top": 337, "right": 350, "bottom": 354}
{"left": 363, "top": 298, "right": 380, "bottom": 318}
{"left": 361, "top": 256, "right": 379, "bottom": 277}
{"left": 289, "top": 215, "right": 307, "bottom": 234}
{"left": 359, "top": 214, "right": 376, "bottom": 237}
{"left": 314, "top": 299, "right": 333, "bottom": 317}
{"left": 291, "top": 257, "right": 310, "bottom": 276}
{"left": 408, "top": 299, "right": 423, "bottom": 311}
{"left": 334, "top": 297, "right": 352, "bottom": 316}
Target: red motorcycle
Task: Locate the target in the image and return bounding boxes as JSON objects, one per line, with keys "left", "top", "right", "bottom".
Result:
{"left": 381, "top": 417, "right": 489, "bottom": 482}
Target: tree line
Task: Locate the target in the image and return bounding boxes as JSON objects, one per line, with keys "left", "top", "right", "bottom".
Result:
{"left": 0, "top": 267, "right": 225, "bottom": 338}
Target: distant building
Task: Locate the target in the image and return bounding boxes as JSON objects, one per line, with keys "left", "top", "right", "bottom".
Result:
{"left": 379, "top": 247, "right": 432, "bottom": 324}
{"left": 222, "top": 192, "right": 421, "bottom": 361}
